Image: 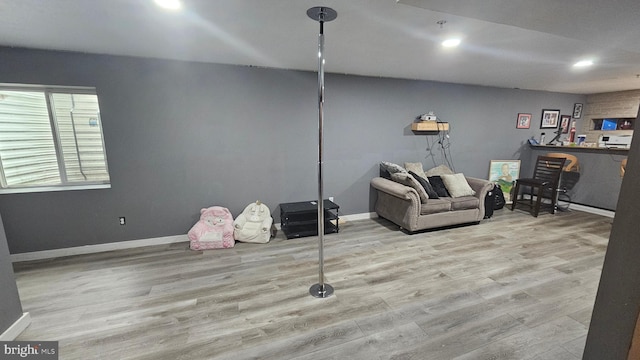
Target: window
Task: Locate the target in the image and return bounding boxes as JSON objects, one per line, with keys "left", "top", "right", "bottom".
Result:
{"left": 0, "top": 85, "right": 110, "bottom": 193}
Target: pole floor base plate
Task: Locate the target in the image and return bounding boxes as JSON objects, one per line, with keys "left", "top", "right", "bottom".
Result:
{"left": 309, "top": 283, "right": 334, "bottom": 298}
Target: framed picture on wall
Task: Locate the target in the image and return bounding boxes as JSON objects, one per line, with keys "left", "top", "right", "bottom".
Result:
{"left": 573, "top": 103, "right": 583, "bottom": 119}
{"left": 560, "top": 115, "right": 571, "bottom": 134}
{"left": 516, "top": 113, "right": 532, "bottom": 129}
{"left": 488, "top": 160, "right": 521, "bottom": 204}
{"left": 540, "top": 109, "right": 560, "bottom": 129}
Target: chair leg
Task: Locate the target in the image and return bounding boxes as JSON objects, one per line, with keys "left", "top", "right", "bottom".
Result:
{"left": 510, "top": 183, "right": 520, "bottom": 211}
{"left": 550, "top": 189, "right": 558, "bottom": 214}
{"left": 533, "top": 185, "right": 542, "bottom": 217}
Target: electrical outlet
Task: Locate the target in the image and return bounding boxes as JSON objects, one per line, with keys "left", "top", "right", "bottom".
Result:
{"left": 329, "top": 196, "right": 334, "bottom": 202}
{"left": 119, "top": 217, "right": 126, "bottom": 225}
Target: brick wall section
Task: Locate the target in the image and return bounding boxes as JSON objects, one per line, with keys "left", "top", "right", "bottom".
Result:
{"left": 583, "top": 89, "right": 640, "bottom": 143}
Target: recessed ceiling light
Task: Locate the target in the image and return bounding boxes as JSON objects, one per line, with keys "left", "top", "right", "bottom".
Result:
{"left": 442, "top": 38, "right": 461, "bottom": 48}
{"left": 573, "top": 60, "right": 594, "bottom": 67}
{"left": 154, "top": 0, "right": 181, "bottom": 10}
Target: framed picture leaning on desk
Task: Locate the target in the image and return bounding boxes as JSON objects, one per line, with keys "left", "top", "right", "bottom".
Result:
{"left": 489, "top": 160, "right": 521, "bottom": 204}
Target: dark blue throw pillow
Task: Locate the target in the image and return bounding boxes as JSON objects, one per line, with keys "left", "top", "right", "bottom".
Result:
{"left": 409, "top": 171, "right": 439, "bottom": 199}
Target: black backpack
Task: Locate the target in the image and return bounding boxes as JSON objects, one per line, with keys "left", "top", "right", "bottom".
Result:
{"left": 494, "top": 184, "right": 506, "bottom": 210}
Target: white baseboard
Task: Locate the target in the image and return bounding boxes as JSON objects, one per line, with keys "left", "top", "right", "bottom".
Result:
{"left": 518, "top": 195, "right": 615, "bottom": 219}
{"left": 15, "top": 208, "right": 611, "bottom": 262}
{"left": 342, "top": 212, "right": 378, "bottom": 221}
{"left": 272, "top": 212, "right": 377, "bottom": 230}
{"left": 570, "top": 204, "right": 615, "bottom": 218}
{"left": 12, "top": 213, "right": 377, "bottom": 262}
{"left": 11, "top": 234, "right": 189, "bottom": 263}
{"left": 10, "top": 206, "right": 612, "bottom": 263}
{"left": 0, "top": 312, "right": 31, "bottom": 341}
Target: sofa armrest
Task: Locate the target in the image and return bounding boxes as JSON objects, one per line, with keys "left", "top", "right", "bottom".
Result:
{"left": 466, "top": 176, "right": 494, "bottom": 219}
{"left": 370, "top": 177, "right": 417, "bottom": 201}
{"left": 371, "top": 177, "right": 421, "bottom": 230}
{"left": 465, "top": 176, "right": 492, "bottom": 197}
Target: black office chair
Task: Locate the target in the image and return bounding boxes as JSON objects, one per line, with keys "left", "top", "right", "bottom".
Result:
{"left": 511, "top": 155, "right": 567, "bottom": 217}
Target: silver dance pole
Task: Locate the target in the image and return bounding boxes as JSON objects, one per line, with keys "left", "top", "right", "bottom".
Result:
{"left": 307, "top": 6, "right": 337, "bottom": 299}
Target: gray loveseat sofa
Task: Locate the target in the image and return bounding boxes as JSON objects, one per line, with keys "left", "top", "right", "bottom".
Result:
{"left": 371, "top": 175, "right": 493, "bottom": 233}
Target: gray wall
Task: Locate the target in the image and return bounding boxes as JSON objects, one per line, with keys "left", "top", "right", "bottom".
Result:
{"left": 0, "top": 47, "right": 585, "bottom": 253}
{"left": 0, "top": 214, "right": 24, "bottom": 334}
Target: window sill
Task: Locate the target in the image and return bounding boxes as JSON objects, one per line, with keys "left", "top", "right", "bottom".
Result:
{"left": 0, "top": 183, "right": 111, "bottom": 195}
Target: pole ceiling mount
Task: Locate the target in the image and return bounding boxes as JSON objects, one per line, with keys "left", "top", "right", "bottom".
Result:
{"left": 307, "top": 6, "right": 337, "bottom": 22}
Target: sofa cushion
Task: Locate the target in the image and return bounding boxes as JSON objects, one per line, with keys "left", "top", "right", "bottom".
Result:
{"left": 427, "top": 176, "right": 451, "bottom": 197}
{"left": 391, "top": 172, "right": 429, "bottom": 203}
{"left": 408, "top": 171, "right": 439, "bottom": 199}
{"left": 420, "top": 199, "right": 452, "bottom": 215}
{"left": 404, "top": 162, "right": 426, "bottom": 178}
{"left": 425, "top": 164, "right": 455, "bottom": 177}
{"left": 441, "top": 173, "right": 476, "bottom": 198}
{"left": 381, "top": 161, "right": 407, "bottom": 175}
{"left": 449, "top": 196, "right": 480, "bottom": 211}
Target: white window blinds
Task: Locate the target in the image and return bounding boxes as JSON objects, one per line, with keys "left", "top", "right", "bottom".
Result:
{"left": 0, "top": 86, "right": 110, "bottom": 191}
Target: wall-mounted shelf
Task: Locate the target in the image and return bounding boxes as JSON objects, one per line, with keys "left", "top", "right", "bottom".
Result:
{"left": 592, "top": 118, "right": 634, "bottom": 131}
{"left": 411, "top": 121, "right": 449, "bottom": 132}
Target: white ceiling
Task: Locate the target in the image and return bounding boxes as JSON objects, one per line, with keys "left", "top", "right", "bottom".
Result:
{"left": 2, "top": 0, "right": 640, "bottom": 94}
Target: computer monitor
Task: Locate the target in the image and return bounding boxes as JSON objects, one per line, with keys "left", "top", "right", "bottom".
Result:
{"left": 602, "top": 119, "right": 617, "bottom": 130}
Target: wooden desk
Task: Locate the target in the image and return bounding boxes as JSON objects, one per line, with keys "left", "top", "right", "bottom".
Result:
{"left": 530, "top": 144, "right": 629, "bottom": 154}
{"left": 525, "top": 145, "right": 627, "bottom": 210}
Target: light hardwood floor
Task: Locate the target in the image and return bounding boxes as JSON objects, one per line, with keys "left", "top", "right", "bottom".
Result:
{"left": 13, "top": 208, "right": 611, "bottom": 359}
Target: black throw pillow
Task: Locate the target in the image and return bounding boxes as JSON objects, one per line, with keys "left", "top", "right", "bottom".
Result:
{"left": 427, "top": 176, "right": 451, "bottom": 197}
{"left": 408, "top": 171, "right": 439, "bottom": 199}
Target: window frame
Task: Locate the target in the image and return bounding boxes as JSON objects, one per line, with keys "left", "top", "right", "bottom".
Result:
{"left": 0, "top": 83, "right": 111, "bottom": 194}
